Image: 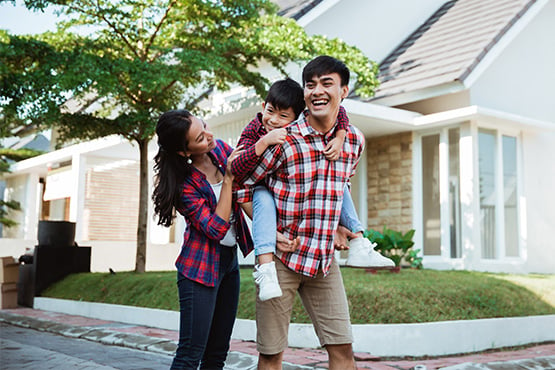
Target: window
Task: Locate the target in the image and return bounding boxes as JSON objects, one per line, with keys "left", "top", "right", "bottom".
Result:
{"left": 479, "top": 130, "right": 496, "bottom": 259}
{"left": 478, "top": 130, "right": 519, "bottom": 259}
{"left": 503, "top": 136, "right": 519, "bottom": 257}
{"left": 422, "top": 129, "right": 462, "bottom": 258}
{"left": 449, "top": 128, "right": 462, "bottom": 258}
{"left": 422, "top": 134, "right": 441, "bottom": 256}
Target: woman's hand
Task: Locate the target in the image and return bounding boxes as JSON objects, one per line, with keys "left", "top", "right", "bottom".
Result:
{"left": 225, "top": 145, "right": 244, "bottom": 180}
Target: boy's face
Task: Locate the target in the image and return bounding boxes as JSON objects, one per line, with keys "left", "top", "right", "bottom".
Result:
{"left": 261, "top": 102, "right": 296, "bottom": 131}
{"left": 304, "top": 72, "right": 348, "bottom": 121}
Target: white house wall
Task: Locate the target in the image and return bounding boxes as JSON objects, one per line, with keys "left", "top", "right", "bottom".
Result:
{"left": 520, "top": 130, "right": 555, "bottom": 273}
{"left": 469, "top": 0, "right": 555, "bottom": 123}
{"left": 300, "top": 0, "right": 447, "bottom": 63}
{"left": 467, "top": 1, "right": 555, "bottom": 274}
{"left": 3, "top": 176, "right": 28, "bottom": 240}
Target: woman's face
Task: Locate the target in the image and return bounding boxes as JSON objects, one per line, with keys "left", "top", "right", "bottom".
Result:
{"left": 185, "top": 115, "right": 215, "bottom": 156}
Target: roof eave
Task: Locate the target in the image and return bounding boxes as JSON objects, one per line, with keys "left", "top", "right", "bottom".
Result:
{"left": 295, "top": 0, "right": 341, "bottom": 27}
{"left": 369, "top": 81, "right": 466, "bottom": 107}
{"left": 6, "top": 135, "right": 135, "bottom": 177}
{"left": 413, "top": 105, "right": 555, "bottom": 132}
{"left": 342, "top": 99, "right": 421, "bottom": 137}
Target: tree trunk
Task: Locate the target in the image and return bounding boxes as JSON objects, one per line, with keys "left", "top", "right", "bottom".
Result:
{"left": 135, "top": 138, "right": 149, "bottom": 273}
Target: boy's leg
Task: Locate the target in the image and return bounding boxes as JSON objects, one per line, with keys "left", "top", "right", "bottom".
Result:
{"left": 339, "top": 183, "right": 365, "bottom": 235}
{"left": 253, "top": 186, "right": 277, "bottom": 257}
{"left": 341, "top": 184, "right": 394, "bottom": 268}
{"left": 252, "top": 186, "right": 282, "bottom": 300}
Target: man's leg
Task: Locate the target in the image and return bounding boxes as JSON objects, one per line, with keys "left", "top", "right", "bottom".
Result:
{"left": 326, "top": 344, "right": 356, "bottom": 370}
{"left": 258, "top": 352, "right": 284, "bottom": 370}
{"left": 298, "top": 258, "right": 356, "bottom": 369}
{"left": 256, "top": 258, "right": 300, "bottom": 369}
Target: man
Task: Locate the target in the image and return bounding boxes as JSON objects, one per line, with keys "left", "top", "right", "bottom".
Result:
{"left": 238, "top": 56, "right": 362, "bottom": 369}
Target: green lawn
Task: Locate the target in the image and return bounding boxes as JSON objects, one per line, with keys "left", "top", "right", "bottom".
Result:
{"left": 42, "top": 268, "right": 555, "bottom": 324}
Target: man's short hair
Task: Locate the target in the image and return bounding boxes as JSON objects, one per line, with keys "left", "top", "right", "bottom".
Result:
{"left": 265, "top": 78, "right": 305, "bottom": 119}
{"left": 302, "top": 55, "right": 350, "bottom": 87}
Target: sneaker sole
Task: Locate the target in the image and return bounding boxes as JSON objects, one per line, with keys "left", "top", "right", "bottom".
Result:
{"left": 345, "top": 263, "right": 396, "bottom": 269}
{"left": 259, "top": 291, "right": 283, "bottom": 301}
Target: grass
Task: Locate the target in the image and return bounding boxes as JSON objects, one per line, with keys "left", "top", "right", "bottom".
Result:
{"left": 42, "top": 268, "right": 555, "bottom": 324}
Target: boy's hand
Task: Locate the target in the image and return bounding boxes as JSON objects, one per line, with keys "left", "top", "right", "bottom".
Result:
{"left": 262, "top": 128, "right": 287, "bottom": 146}
{"left": 324, "top": 137, "right": 342, "bottom": 161}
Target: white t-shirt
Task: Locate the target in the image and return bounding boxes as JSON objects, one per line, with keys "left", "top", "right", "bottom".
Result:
{"left": 210, "top": 181, "right": 237, "bottom": 247}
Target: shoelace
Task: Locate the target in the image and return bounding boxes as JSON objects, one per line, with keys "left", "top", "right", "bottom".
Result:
{"left": 253, "top": 268, "right": 267, "bottom": 284}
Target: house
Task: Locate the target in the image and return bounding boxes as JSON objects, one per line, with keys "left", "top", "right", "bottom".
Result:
{"left": 1, "top": 0, "right": 554, "bottom": 274}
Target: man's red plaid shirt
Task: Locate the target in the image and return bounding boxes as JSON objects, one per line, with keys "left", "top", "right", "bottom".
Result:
{"left": 236, "top": 113, "right": 364, "bottom": 277}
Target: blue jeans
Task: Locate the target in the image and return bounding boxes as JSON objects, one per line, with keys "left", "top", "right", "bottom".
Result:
{"left": 170, "top": 246, "right": 239, "bottom": 370}
{"left": 253, "top": 186, "right": 277, "bottom": 256}
{"left": 252, "top": 184, "right": 363, "bottom": 258}
{"left": 340, "top": 183, "right": 364, "bottom": 234}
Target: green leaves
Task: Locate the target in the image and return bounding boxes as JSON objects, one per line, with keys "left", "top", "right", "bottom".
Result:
{"left": 2, "top": 0, "right": 380, "bottom": 144}
{"left": 1, "top": 0, "right": 380, "bottom": 271}
{"left": 364, "top": 227, "right": 423, "bottom": 268}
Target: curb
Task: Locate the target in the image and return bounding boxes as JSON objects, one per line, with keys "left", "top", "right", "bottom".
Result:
{"left": 2, "top": 309, "right": 555, "bottom": 370}
{"left": 0, "top": 310, "right": 316, "bottom": 370}
{"left": 0, "top": 310, "right": 176, "bottom": 355}
{"left": 34, "top": 297, "right": 555, "bottom": 357}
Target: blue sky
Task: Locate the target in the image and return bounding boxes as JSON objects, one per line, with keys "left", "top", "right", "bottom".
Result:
{"left": 0, "top": 1, "right": 58, "bottom": 34}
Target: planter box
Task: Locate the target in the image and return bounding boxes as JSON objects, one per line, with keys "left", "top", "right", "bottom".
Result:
{"left": 0, "top": 257, "right": 19, "bottom": 283}
{"left": 1, "top": 282, "right": 17, "bottom": 309}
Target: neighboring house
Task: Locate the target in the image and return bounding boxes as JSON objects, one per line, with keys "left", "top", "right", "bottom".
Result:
{"left": 1, "top": 0, "right": 553, "bottom": 274}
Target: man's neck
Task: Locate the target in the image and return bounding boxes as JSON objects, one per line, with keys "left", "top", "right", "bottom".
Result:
{"left": 306, "top": 109, "right": 338, "bottom": 134}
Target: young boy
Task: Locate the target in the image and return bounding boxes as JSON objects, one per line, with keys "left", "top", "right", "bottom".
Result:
{"left": 231, "top": 78, "right": 393, "bottom": 301}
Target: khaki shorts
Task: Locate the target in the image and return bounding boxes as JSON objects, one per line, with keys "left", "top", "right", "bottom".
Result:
{"left": 255, "top": 256, "right": 353, "bottom": 355}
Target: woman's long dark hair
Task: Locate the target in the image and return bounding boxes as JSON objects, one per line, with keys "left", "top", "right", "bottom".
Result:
{"left": 152, "top": 109, "right": 194, "bottom": 227}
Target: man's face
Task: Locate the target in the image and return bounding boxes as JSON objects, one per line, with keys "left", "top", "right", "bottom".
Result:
{"left": 261, "top": 102, "right": 296, "bottom": 131}
{"left": 304, "top": 72, "right": 348, "bottom": 121}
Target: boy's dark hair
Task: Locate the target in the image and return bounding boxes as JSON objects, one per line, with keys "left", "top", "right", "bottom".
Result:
{"left": 265, "top": 77, "right": 305, "bottom": 119}
{"left": 302, "top": 55, "right": 350, "bottom": 87}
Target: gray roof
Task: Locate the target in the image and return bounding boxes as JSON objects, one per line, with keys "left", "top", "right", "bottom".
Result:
{"left": 370, "top": 0, "right": 537, "bottom": 102}
{"left": 9, "top": 134, "right": 50, "bottom": 152}
{"left": 273, "top": 0, "right": 324, "bottom": 19}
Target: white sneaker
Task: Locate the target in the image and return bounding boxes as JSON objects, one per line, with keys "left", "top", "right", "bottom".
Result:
{"left": 253, "top": 262, "right": 282, "bottom": 301}
{"left": 346, "top": 238, "right": 395, "bottom": 268}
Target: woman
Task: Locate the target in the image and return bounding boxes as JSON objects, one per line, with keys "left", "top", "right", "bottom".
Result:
{"left": 152, "top": 109, "right": 253, "bottom": 369}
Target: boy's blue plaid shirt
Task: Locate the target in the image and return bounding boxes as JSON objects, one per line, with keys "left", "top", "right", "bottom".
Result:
{"left": 175, "top": 139, "right": 253, "bottom": 287}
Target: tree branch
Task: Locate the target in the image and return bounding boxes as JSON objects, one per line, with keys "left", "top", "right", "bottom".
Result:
{"left": 145, "top": 0, "right": 178, "bottom": 61}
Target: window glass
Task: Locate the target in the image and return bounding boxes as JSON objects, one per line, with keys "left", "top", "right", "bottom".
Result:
{"left": 479, "top": 130, "right": 496, "bottom": 259}
{"left": 422, "top": 134, "right": 441, "bottom": 255}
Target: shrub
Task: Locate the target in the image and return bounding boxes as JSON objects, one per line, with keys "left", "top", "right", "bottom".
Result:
{"left": 364, "top": 227, "right": 423, "bottom": 269}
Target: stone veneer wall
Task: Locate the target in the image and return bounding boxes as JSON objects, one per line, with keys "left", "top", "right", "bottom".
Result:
{"left": 365, "top": 132, "right": 413, "bottom": 233}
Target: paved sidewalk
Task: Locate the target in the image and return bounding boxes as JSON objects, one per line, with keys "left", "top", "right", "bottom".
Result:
{"left": 1, "top": 307, "right": 554, "bottom": 369}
